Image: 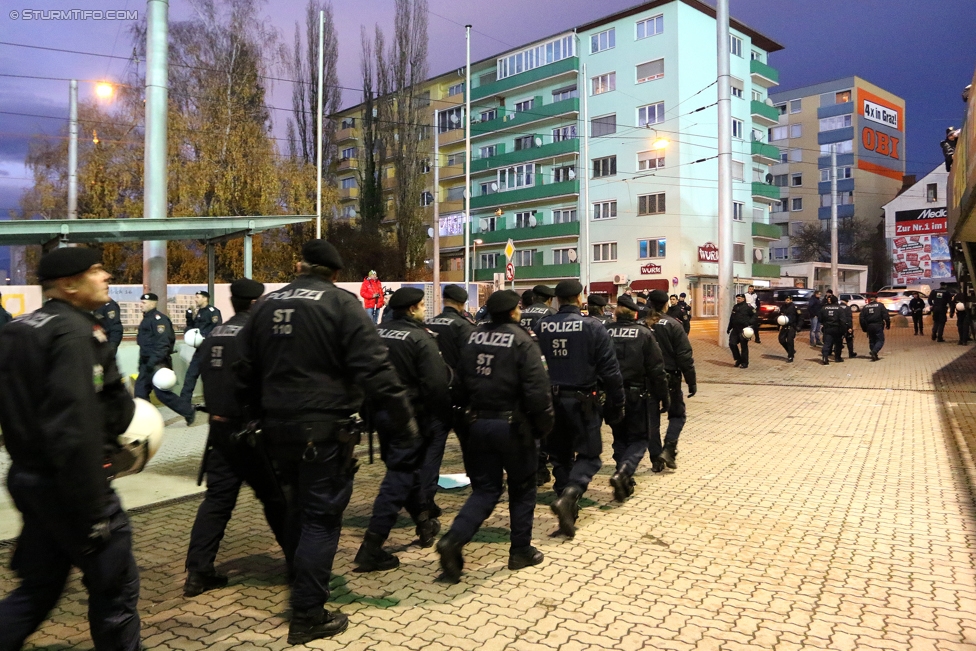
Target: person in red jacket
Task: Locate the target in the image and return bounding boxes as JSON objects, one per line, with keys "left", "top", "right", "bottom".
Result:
{"left": 360, "top": 270, "right": 384, "bottom": 323}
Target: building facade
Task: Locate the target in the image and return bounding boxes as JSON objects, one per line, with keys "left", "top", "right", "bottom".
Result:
{"left": 883, "top": 166, "right": 951, "bottom": 285}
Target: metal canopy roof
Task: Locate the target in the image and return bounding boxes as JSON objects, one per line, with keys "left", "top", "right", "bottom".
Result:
{"left": 0, "top": 215, "right": 314, "bottom": 247}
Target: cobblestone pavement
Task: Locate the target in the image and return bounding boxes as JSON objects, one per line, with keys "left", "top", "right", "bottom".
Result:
{"left": 4, "top": 319, "right": 976, "bottom": 650}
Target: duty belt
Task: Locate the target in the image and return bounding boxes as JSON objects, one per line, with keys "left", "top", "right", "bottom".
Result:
{"left": 469, "top": 409, "right": 518, "bottom": 423}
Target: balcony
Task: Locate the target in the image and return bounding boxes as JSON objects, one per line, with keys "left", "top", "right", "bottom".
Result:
{"left": 470, "top": 179, "right": 579, "bottom": 210}
{"left": 475, "top": 260, "right": 580, "bottom": 282}
{"left": 749, "top": 59, "right": 779, "bottom": 88}
{"left": 751, "top": 221, "right": 782, "bottom": 241}
{"left": 470, "top": 138, "right": 578, "bottom": 174}
{"left": 440, "top": 162, "right": 465, "bottom": 179}
{"left": 474, "top": 220, "right": 579, "bottom": 245}
{"left": 336, "top": 125, "right": 359, "bottom": 143}
{"left": 472, "top": 98, "right": 579, "bottom": 139}
{"left": 438, "top": 199, "right": 464, "bottom": 214}
{"left": 382, "top": 175, "right": 397, "bottom": 192}
{"left": 752, "top": 262, "right": 781, "bottom": 278}
{"left": 339, "top": 186, "right": 359, "bottom": 201}
{"left": 750, "top": 140, "right": 780, "bottom": 165}
{"left": 751, "top": 100, "right": 780, "bottom": 127}
{"left": 438, "top": 128, "right": 466, "bottom": 147}
{"left": 337, "top": 157, "right": 358, "bottom": 172}
{"left": 751, "top": 182, "right": 780, "bottom": 205}
{"left": 471, "top": 57, "right": 579, "bottom": 102}
{"left": 818, "top": 204, "right": 855, "bottom": 220}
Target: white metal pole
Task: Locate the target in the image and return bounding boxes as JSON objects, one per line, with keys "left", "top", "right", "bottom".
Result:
{"left": 581, "top": 62, "right": 591, "bottom": 293}
{"left": 830, "top": 143, "right": 839, "bottom": 293}
{"left": 68, "top": 80, "right": 78, "bottom": 221}
{"left": 464, "top": 25, "right": 472, "bottom": 290}
{"left": 716, "top": 0, "right": 733, "bottom": 348}
{"left": 143, "top": 0, "right": 169, "bottom": 310}
{"left": 316, "top": 10, "right": 324, "bottom": 239}
{"left": 433, "top": 109, "right": 441, "bottom": 313}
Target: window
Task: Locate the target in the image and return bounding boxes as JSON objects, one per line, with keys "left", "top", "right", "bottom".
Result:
{"left": 789, "top": 99, "right": 802, "bottom": 113}
{"left": 552, "top": 86, "right": 578, "bottom": 102}
{"left": 836, "top": 90, "right": 851, "bottom": 104}
{"left": 789, "top": 124, "right": 802, "bottom": 138}
{"left": 820, "top": 140, "right": 854, "bottom": 155}
{"left": 733, "top": 243, "right": 746, "bottom": 263}
{"left": 775, "top": 103, "right": 787, "bottom": 115}
{"left": 341, "top": 205, "right": 356, "bottom": 218}
{"left": 593, "top": 201, "right": 617, "bottom": 220}
{"left": 479, "top": 109, "right": 497, "bottom": 122}
{"left": 638, "top": 151, "right": 665, "bottom": 171}
{"left": 791, "top": 197, "right": 803, "bottom": 211}
{"left": 732, "top": 161, "right": 744, "bottom": 181}
{"left": 420, "top": 160, "right": 431, "bottom": 174}
{"left": 753, "top": 167, "right": 764, "bottom": 182}
{"left": 790, "top": 148, "right": 802, "bottom": 162}
{"left": 496, "top": 34, "right": 576, "bottom": 80}
{"left": 340, "top": 177, "right": 357, "bottom": 189}
{"left": 819, "top": 114, "right": 852, "bottom": 131}
{"left": 553, "top": 248, "right": 577, "bottom": 264}
{"left": 732, "top": 86, "right": 744, "bottom": 99}
{"left": 438, "top": 107, "right": 463, "bottom": 132}
{"left": 552, "top": 125, "right": 577, "bottom": 141}
{"left": 340, "top": 117, "right": 356, "bottom": 129}
{"left": 779, "top": 151, "right": 788, "bottom": 163}
{"left": 791, "top": 246, "right": 801, "bottom": 259}
{"left": 639, "top": 238, "right": 667, "bottom": 259}
{"left": 447, "top": 153, "right": 463, "bottom": 166}
{"left": 791, "top": 173, "right": 802, "bottom": 187}
{"left": 638, "top": 193, "right": 666, "bottom": 215}
{"left": 770, "top": 126, "right": 788, "bottom": 141}
{"left": 513, "top": 249, "right": 537, "bottom": 266}
{"left": 636, "top": 59, "right": 665, "bottom": 83}
{"left": 789, "top": 221, "right": 803, "bottom": 236}
{"left": 730, "top": 35, "right": 742, "bottom": 57}
{"left": 773, "top": 247, "right": 788, "bottom": 260}
{"left": 751, "top": 51, "right": 763, "bottom": 62}
{"left": 752, "top": 90, "right": 763, "bottom": 102}
{"left": 638, "top": 102, "right": 665, "bottom": 127}
{"left": 732, "top": 118, "right": 744, "bottom": 139}
{"left": 480, "top": 253, "right": 500, "bottom": 268}
{"left": 636, "top": 14, "right": 663, "bottom": 39}
{"left": 591, "top": 28, "right": 615, "bottom": 53}
{"left": 753, "top": 206, "right": 767, "bottom": 223}
{"left": 772, "top": 174, "right": 788, "bottom": 187}
{"left": 447, "top": 186, "right": 465, "bottom": 201}
{"left": 591, "top": 114, "right": 616, "bottom": 137}
{"left": 514, "top": 135, "right": 534, "bottom": 151}
{"left": 448, "top": 82, "right": 465, "bottom": 97}
{"left": 592, "top": 73, "right": 616, "bottom": 95}
{"left": 420, "top": 192, "right": 433, "bottom": 207}
{"left": 479, "top": 145, "right": 497, "bottom": 159}
{"left": 341, "top": 147, "right": 356, "bottom": 160}
{"left": 773, "top": 199, "right": 788, "bottom": 213}
{"left": 553, "top": 208, "right": 577, "bottom": 223}
{"left": 514, "top": 98, "right": 535, "bottom": 113}
{"left": 593, "top": 156, "right": 617, "bottom": 178}
{"left": 820, "top": 191, "right": 854, "bottom": 207}
{"left": 482, "top": 217, "right": 498, "bottom": 232}
{"left": 593, "top": 242, "right": 617, "bottom": 262}
{"left": 820, "top": 166, "right": 852, "bottom": 181}
{"left": 927, "top": 183, "right": 938, "bottom": 203}
{"left": 733, "top": 201, "right": 744, "bottom": 221}
{"left": 553, "top": 165, "right": 575, "bottom": 183}
{"left": 498, "top": 163, "right": 535, "bottom": 190}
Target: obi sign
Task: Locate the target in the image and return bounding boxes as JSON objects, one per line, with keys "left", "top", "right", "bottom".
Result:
{"left": 698, "top": 242, "right": 719, "bottom": 263}
{"left": 640, "top": 263, "right": 662, "bottom": 275}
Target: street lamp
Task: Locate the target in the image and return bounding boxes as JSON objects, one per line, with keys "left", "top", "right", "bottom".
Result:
{"left": 95, "top": 82, "right": 114, "bottom": 99}
{"left": 472, "top": 238, "right": 484, "bottom": 281}
{"left": 68, "top": 79, "right": 116, "bottom": 221}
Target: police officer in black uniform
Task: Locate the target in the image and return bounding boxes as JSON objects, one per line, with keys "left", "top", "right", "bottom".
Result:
{"left": 236, "top": 240, "right": 417, "bottom": 645}
{"left": 953, "top": 291, "right": 971, "bottom": 345}
{"left": 930, "top": 282, "right": 951, "bottom": 342}
{"left": 728, "top": 294, "right": 754, "bottom": 369}
{"left": 135, "top": 292, "right": 195, "bottom": 424}
{"left": 520, "top": 289, "right": 535, "bottom": 310}
{"left": 183, "top": 278, "right": 289, "bottom": 597}
{"left": 586, "top": 293, "right": 612, "bottom": 326}
{"left": 778, "top": 294, "right": 800, "bottom": 362}
{"left": 820, "top": 294, "right": 850, "bottom": 364}
{"left": 94, "top": 297, "right": 124, "bottom": 355}
{"left": 858, "top": 295, "right": 891, "bottom": 361}
{"left": 909, "top": 292, "right": 926, "bottom": 335}
{"left": 436, "top": 290, "right": 554, "bottom": 583}
{"left": 179, "top": 290, "right": 223, "bottom": 409}
{"left": 519, "top": 284, "right": 557, "bottom": 486}
{"left": 646, "top": 290, "right": 697, "bottom": 470}
{"left": 677, "top": 293, "right": 692, "bottom": 334}
{"left": 606, "top": 294, "right": 669, "bottom": 501}
{"left": 355, "top": 287, "right": 450, "bottom": 572}
{"left": 0, "top": 247, "right": 141, "bottom": 651}
{"left": 534, "top": 280, "right": 624, "bottom": 538}
{"left": 840, "top": 299, "right": 858, "bottom": 359}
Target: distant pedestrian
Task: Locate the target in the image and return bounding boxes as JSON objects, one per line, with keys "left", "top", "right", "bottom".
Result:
{"left": 909, "top": 292, "right": 926, "bottom": 335}
{"left": 744, "top": 285, "right": 761, "bottom": 343}
{"left": 778, "top": 294, "right": 799, "bottom": 362}
{"left": 728, "top": 294, "right": 753, "bottom": 369}
{"left": 808, "top": 291, "right": 823, "bottom": 346}
{"left": 859, "top": 295, "right": 891, "bottom": 361}
{"left": 953, "top": 292, "right": 971, "bottom": 345}
{"left": 840, "top": 300, "right": 858, "bottom": 359}
{"left": 360, "top": 270, "right": 385, "bottom": 324}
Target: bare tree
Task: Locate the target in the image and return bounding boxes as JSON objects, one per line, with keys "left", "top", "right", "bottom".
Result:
{"left": 790, "top": 217, "right": 875, "bottom": 266}
{"left": 358, "top": 26, "right": 385, "bottom": 234}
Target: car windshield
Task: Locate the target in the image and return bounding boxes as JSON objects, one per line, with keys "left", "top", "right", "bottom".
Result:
{"left": 877, "top": 292, "right": 899, "bottom": 298}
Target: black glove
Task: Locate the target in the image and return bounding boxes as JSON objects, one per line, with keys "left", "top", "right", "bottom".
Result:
{"left": 604, "top": 403, "right": 624, "bottom": 425}
{"left": 81, "top": 518, "right": 112, "bottom": 556}
{"left": 687, "top": 384, "right": 697, "bottom": 398}
{"left": 658, "top": 393, "right": 670, "bottom": 414}
{"left": 529, "top": 405, "right": 555, "bottom": 440}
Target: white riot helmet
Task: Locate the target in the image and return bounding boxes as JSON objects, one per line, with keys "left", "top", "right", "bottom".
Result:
{"left": 153, "top": 367, "right": 177, "bottom": 391}
{"left": 184, "top": 328, "right": 204, "bottom": 348}
{"left": 957, "top": 302, "right": 966, "bottom": 312}
{"left": 110, "top": 398, "right": 165, "bottom": 478}
{"left": 742, "top": 326, "right": 755, "bottom": 340}
{"left": 777, "top": 315, "right": 789, "bottom": 326}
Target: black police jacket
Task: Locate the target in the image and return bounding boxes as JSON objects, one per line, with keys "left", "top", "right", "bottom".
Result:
{"left": 666, "top": 305, "right": 683, "bottom": 321}
{"left": 458, "top": 319, "right": 554, "bottom": 436}
{"left": 533, "top": 305, "right": 625, "bottom": 408}
{"left": 728, "top": 302, "right": 754, "bottom": 331}
{"left": 426, "top": 306, "right": 476, "bottom": 370}
{"left": 519, "top": 301, "right": 556, "bottom": 333}
{"left": 909, "top": 297, "right": 926, "bottom": 314}
{"left": 780, "top": 303, "right": 800, "bottom": 328}
{"left": 841, "top": 305, "right": 855, "bottom": 331}
{"left": 606, "top": 316, "right": 669, "bottom": 401}
{"left": 859, "top": 302, "right": 890, "bottom": 330}
{"left": 187, "top": 304, "right": 223, "bottom": 337}
{"left": 377, "top": 314, "right": 451, "bottom": 422}
{"left": 137, "top": 308, "right": 176, "bottom": 368}
{"left": 820, "top": 303, "right": 850, "bottom": 330}
{"left": 589, "top": 312, "right": 613, "bottom": 327}
{"left": 198, "top": 311, "right": 250, "bottom": 421}
{"left": 236, "top": 273, "right": 413, "bottom": 430}
{"left": 94, "top": 299, "right": 124, "bottom": 346}
{"left": 0, "top": 299, "right": 135, "bottom": 540}
{"left": 649, "top": 314, "right": 697, "bottom": 388}
{"left": 929, "top": 289, "right": 951, "bottom": 312}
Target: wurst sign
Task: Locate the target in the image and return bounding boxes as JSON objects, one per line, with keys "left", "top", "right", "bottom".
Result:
{"left": 698, "top": 242, "right": 719, "bottom": 262}
{"left": 894, "top": 207, "right": 948, "bottom": 235}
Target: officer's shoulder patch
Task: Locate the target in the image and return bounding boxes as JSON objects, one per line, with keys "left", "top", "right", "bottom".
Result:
{"left": 157, "top": 324, "right": 165, "bottom": 333}
{"left": 212, "top": 315, "right": 219, "bottom": 323}
{"left": 155, "top": 314, "right": 162, "bottom": 320}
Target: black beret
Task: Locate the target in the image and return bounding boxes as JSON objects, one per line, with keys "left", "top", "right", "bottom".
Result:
{"left": 141, "top": 292, "right": 158, "bottom": 301}
{"left": 735, "top": 293, "right": 745, "bottom": 298}
{"left": 302, "top": 239, "right": 344, "bottom": 270}
{"left": 532, "top": 284, "right": 555, "bottom": 298}
{"left": 587, "top": 293, "right": 608, "bottom": 307}
{"left": 195, "top": 290, "right": 210, "bottom": 298}
{"left": 230, "top": 278, "right": 264, "bottom": 300}
{"left": 389, "top": 287, "right": 424, "bottom": 310}
{"left": 648, "top": 289, "right": 669, "bottom": 307}
{"left": 486, "top": 289, "right": 520, "bottom": 314}
{"left": 617, "top": 295, "right": 639, "bottom": 312}
{"left": 521, "top": 289, "right": 535, "bottom": 306}
{"left": 679, "top": 292, "right": 687, "bottom": 298}
{"left": 37, "top": 247, "right": 101, "bottom": 282}
{"left": 554, "top": 279, "right": 583, "bottom": 298}
{"left": 443, "top": 284, "right": 468, "bottom": 303}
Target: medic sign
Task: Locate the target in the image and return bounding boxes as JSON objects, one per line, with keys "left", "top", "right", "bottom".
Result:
{"left": 698, "top": 242, "right": 719, "bottom": 262}
{"left": 894, "top": 207, "right": 948, "bottom": 235}
{"left": 640, "top": 263, "right": 662, "bottom": 275}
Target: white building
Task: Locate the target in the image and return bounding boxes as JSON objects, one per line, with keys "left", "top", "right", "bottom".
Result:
{"left": 883, "top": 166, "right": 951, "bottom": 285}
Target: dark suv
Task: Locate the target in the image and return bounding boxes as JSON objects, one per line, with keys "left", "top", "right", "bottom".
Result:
{"left": 754, "top": 288, "right": 815, "bottom": 329}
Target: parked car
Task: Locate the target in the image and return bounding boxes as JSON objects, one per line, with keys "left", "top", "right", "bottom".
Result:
{"left": 876, "top": 289, "right": 931, "bottom": 316}
{"left": 754, "top": 288, "right": 816, "bottom": 328}
{"left": 839, "top": 293, "right": 867, "bottom": 312}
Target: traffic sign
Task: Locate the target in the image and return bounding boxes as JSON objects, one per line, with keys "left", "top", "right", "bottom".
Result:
{"left": 505, "top": 262, "right": 515, "bottom": 281}
{"left": 504, "top": 238, "right": 515, "bottom": 260}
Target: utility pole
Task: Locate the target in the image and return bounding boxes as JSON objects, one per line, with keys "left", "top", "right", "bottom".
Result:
{"left": 716, "top": 0, "right": 733, "bottom": 347}
{"left": 316, "top": 10, "right": 324, "bottom": 239}
{"left": 830, "top": 143, "right": 839, "bottom": 293}
{"left": 143, "top": 0, "right": 169, "bottom": 311}
{"left": 432, "top": 108, "right": 441, "bottom": 313}
{"left": 581, "top": 62, "right": 591, "bottom": 294}
{"left": 68, "top": 80, "right": 78, "bottom": 222}
{"left": 463, "top": 25, "right": 472, "bottom": 291}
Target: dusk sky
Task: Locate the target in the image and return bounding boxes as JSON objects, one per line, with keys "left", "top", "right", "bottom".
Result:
{"left": 1, "top": 0, "right": 974, "bottom": 216}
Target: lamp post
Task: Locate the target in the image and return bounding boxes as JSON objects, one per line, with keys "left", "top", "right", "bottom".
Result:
{"left": 472, "top": 238, "right": 484, "bottom": 283}
{"left": 67, "top": 80, "right": 115, "bottom": 225}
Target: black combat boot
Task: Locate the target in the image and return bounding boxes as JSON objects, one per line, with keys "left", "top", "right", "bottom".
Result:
{"left": 508, "top": 545, "right": 544, "bottom": 570}
{"left": 353, "top": 530, "right": 399, "bottom": 572}
{"left": 429, "top": 501, "right": 442, "bottom": 519}
{"left": 436, "top": 531, "right": 465, "bottom": 583}
{"left": 550, "top": 484, "right": 582, "bottom": 537}
{"left": 822, "top": 356, "right": 829, "bottom": 365}
{"left": 287, "top": 607, "right": 349, "bottom": 645}
{"left": 651, "top": 456, "right": 666, "bottom": 472}
{"left": 415, "top": 511, "right": 440, "bottom": 548}
{"left": 609, "top": 471, "right": 630, "bottom": 502}
{"left": 183, "top": 571, "right": 228, "bottom": 597}
{"left": 870, "top": 351, "right": 879, "bottom": 361}
{"left": 662, "top": 441, "right": 678, "bottom": 470}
